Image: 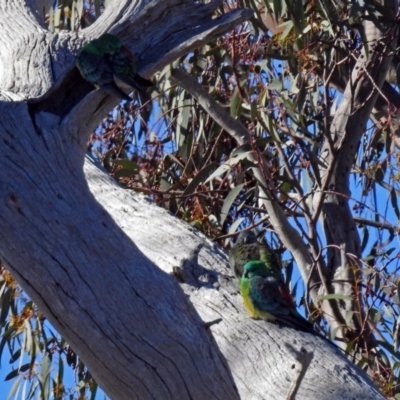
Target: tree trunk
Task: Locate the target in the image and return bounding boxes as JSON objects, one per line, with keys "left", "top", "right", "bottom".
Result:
{"left": 0, "top": 0, "right": 386, "bottom": 398}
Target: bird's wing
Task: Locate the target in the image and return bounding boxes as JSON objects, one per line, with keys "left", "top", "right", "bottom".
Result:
{"left": 114, "top": 71, "right": 152, "bottom": 94}
{"left": 251, "top": 276, "right": 292, "bottom": 316}
{"left": 77, "top": 51, "right": 105, "bottom": 84}
{"left": 112, "top": 46, "right": 152, "bottom": 93}
{"left": 253, "top": 276, "right": 315, "bottom": 332}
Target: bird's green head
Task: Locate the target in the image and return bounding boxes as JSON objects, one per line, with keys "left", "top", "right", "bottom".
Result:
{"left": 79, "top": 33, "right": 120, "bottom": 56}
{"left": 242, "top": 260, "right": 269, "bottom": 279}
{"left": 93, "top": 33, "right": 122, "bottom": 54}
{"left": 80, "top": 40, "right": 103, "bottom": 55}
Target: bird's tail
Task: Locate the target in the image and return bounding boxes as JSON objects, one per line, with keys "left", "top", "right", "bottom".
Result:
{"left": 134, "top": 74, "right": 153, "bottom": 89}
{"left": 275, "top": 314, "right": 316, "bottom": 334}
{"left": 100, "top": 83, "right": 132, "bottom": 101}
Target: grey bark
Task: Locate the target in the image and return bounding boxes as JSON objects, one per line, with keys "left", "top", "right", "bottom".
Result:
{"left": 0, "top": 0, "right": 386, "bottom": 399}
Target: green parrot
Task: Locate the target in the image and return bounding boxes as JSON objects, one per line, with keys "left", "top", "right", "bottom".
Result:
{"left": 240, "top": 260, "right": 316, "bottom": 334}
{"left": 76, "top": 33, "right": 153, "bottom": 100}
{"left": 229, "top": 231, "right": 281, "bottom": 280}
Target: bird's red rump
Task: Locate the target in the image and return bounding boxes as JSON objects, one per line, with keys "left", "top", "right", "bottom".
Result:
{"left": 278, "top": 284, "right": 295, "bottom": 308}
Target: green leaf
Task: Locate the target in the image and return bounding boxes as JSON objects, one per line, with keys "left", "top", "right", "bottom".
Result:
{"left": 373, "top": 272, "right": 380, "bottom": 298}
{"left": 370, "top": 308, "right": 382, "bottom": 324}
{"left": 230, "top": 86, "right": 242, "bottom": 117}
{"left": 178, "top": 101, "right": 191, "bottom": 146}
{"left": 383, "top": 305, "right": 394, "bottom": 318}
{"left": 0, "top": 325, "right": 15, "bottom": 368}
{"left": 75, "top": 0, "right": 84, "bottom": 30}
{"left": 27, "top": 379, "right": 38, "bottom": 400}
{"left": 5, "top": 363, "right": 30, "bottom": 381}
{"left": 112, "top": 160, "right": 138, "bottom": 170}
{"left": 57, "top": 352, "right": 64, "bottom": 384}
{"left": 228, "top": 218, "right": 246, "bottom": 235}
{"left": 160, "top": 176, "right": 171, "bottom": 192}
{"left": 179, "top": 125, "right": 194, "bottom": 162}
{"left": 285, "top": 261, "right": 293, "bottom": 287}
{"left": 175, "top": 93, "right": 188, "bottom": 148}
{"left": 0, "top": 287, "right": 12, "bottom": 329}
{"left": 53, "top": 4, "right": 62, "bottom": 32}
{"left": 279, "top": 19, "right": 294, "bottom": 41}
{"left": 183, "top": 162, "right": 219, "bottom": 196}
{"left": 90, "top": 380, "right": 98, "bottom": 400}
{"left": 237, "top": 187, "right": 254, "bottom": 211}
{"left": 360, "top": 226, "right": 369, "bottom": 253}
{"left": 376, "top": 340, "right": 400, "bottom": 359}
{"left": 220, "top": 184, "right": 244, "bottom": 226}
{"left": 7, "top": 375, "right": 22, "bottom": 400}
{"left": 231, "top": 143, "right": 252, "bottom": 158}
{"left": 9, "top": 348, "right": 21, "bottom": 363}
{"left": 397, "top": 281, "right": 400, "bottom": 305}
{"left": 29, "top": 333, "right": 37, "bottom": 379}
{"left": 23, "top": 319, "right": 32, "bottom": 358}
{"left": 317, "top": 294, "right": 353, "bottom": 301}
{"left": 0, "top": 279, "right": 6, "bottom": 299}
{"left": 5, "top": 368, "right": 20, "bottom": 382}
{"left": 268, "top": 79, "right": 283, "bottom": 90}
{"left": 345, "top": 311, "right": 356, "bottom": 326}
{"left": 329, "top": 325, "right": 342, "bottom": 342}
{"left": 204, "top": 163, "right": 231, "bottom": 184}
{"left": 390, "top": 187, "right": 400, "bottom": 219}
{"left": 113, "top": 168, "right": 136, "bottom": 179}
{"left": 227, "top": 151, "right": 253, "bottom": 166}
{"left": 39, "top": 354, "right": 51, "bottom": 400}
{"left": 259, "top": 109, "right": 282, "bottom": 143}
{"left": 250, "top": 100, "right": 257, "bottom": 122}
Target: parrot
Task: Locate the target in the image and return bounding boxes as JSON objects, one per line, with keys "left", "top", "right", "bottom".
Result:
{"left": 76, "top": 33, "right": 153, "bottom": 101}
{"left": 240, "top": 260, "right": 316, "bottom": 334}
{"left": 229, "top": 230, "right": 282, "bottom": 280}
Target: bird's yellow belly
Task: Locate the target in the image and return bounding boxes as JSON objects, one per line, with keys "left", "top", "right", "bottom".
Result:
{"left": 243, "top": 295, "right": 275, "bottom": 321}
